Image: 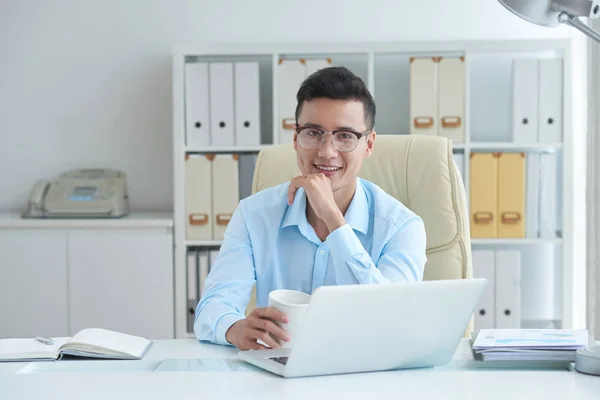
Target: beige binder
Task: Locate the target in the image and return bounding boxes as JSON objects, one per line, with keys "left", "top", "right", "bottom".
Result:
{"left": 211, "top": 154, "right": 240, "bottom": 240}
{"left": 497, "top": 152, "right": 526, "bottom": 238}
{"left": 470, "top": 153, "right": 499, "bottom": 238}
{"left": 185, "top": 154, "right": 213, "bottom": 240}
{"left": 410, "top": 57, "right": 438, "bottom": 136}
{"left": 438, "top": 57, "right": 465, "bottom": 142}
{"left": 278, "top": 59, "right": 306, "bottom": 144}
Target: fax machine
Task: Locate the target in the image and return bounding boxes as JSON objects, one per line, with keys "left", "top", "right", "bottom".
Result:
{"left": 22, "top": 169, "right": 129, "bottom": 219}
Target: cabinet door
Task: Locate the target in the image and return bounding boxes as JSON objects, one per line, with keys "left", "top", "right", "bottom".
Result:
{"left": 0, "top": 230, "right": 68, "bottom": 338}
{"left": 67, "top": 229, "right": 174, "bottom": 339}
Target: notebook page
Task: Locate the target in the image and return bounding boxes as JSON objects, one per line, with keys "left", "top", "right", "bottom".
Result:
{"left": 65, "top": 328, "right": 151, "bottom": 357}
{"left": 0, "top": 337, "right": 69, "bottom": 360}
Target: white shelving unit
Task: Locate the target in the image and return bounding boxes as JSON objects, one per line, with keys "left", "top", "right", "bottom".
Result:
{"left": 172, "top": 39, "right": 575, "bottom": 339}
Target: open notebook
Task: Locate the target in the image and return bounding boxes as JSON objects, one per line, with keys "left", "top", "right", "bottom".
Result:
{"left": 0, "top": 328, "right": 152, "bottom": 362}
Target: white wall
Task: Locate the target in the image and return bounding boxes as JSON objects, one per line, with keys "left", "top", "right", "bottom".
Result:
{"left": 0, "top": 0, "right": 573, "bottom": 211}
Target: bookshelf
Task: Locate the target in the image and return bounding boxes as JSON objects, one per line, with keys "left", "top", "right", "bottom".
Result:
{"left": 172, "top": 39, "right": 575, "bottom": 339}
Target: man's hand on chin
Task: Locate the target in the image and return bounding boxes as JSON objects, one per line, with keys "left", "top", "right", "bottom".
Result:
{"left": 287, "top": 173, "right": 345, "bottom": 232}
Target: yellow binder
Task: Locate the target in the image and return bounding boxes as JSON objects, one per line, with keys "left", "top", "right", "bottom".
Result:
{"left": 497, "top": 152, "right": 526, "bottom": 238}
{"left": 470, "top": 153, "right": 499, "bottom": 238}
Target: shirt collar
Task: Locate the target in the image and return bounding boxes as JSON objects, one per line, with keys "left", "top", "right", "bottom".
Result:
{"left": 281, "top": 178, "right": 369, "bottom": 235}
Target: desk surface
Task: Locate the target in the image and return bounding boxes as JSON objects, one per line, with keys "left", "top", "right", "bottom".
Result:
{"left": 0, "top": 212, "right": 173, "bottom": 229}
{"left": 2, "top": 339, "right": 600, "bottom": 399}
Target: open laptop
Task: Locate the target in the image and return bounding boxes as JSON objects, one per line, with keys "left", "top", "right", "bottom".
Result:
{"left": 238, "top": 278, "right": 487, "bottom": 378}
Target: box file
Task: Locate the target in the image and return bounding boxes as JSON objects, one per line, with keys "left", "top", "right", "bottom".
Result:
{"left": 278, "top": 59, "right": 306, "bottom": 144}
{"left": 526, "top": 153, "right": 540, "bottom": 238}
{"left": 410, "top": 57, "right": 438, "bottom": 136}
{"left": 520, "top": 244, "right": 559, "bottom": 323}
{"left": 209, "top": 62, "right": 235, "bottom": 147}
{"left": 198, "top": 250, "right": 209, "bottom": 298}
{"left": 538, "top": 59, "right": 563, "bottom": 143}
{"left": 211, "top": 154, "right": 240, "bottom": 240}
{"left": 512, "top": 59, "right": 539, "bottom": 143}
{"left": 438, "top": 57, "right": 465, "bottom": 142}
{"left": 470, "top": 153, "right": 499, "bottom": 238}
{"left": 305, "top": 58, "right": 331, "bottom": 77}
{"left": 234, "top": 62, "right": 261, "bottom": 146}
{"left": 185, "top": 63, "right": 210, "bottom": 148}
{"left": 497, "top": 153, "right": 526, "bottom": 238}
{"left": 185, "top": 155, "right": 213, "bottom": 240}
{"left": 495, "top": 250, "right": 521, "bottom": 328}
{"left": 473, "top": 250, "right": 496, "bottom": 330}
{"left": 187, "top": 250, "right": 198, "bottom": 332}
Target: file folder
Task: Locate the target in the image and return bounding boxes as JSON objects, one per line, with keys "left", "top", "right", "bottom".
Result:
{"left": 410, "top": 57, "right": 438, "bottom": 136}
{"left": 512, "top": 59, "right": 538, "bottom": 143}
{"left": 438, "top": 57, "right": 465, "bottom": 142}
{"left": 234, "top": 62, "right": 261, "bottom": 146}
{"left": 278, "top": 59, "right": 306, "bottom": 144}
{"left": 305, "top": 58, "right": 331, "bottom": 77}
{"left": 211, "top": 154, "right": 240, "bottom": 240}
{"left": 187, "top": 250, "right": 198, "bottom": 332}
{"left": 184, "top": 62, "right": 210, "bottom": 148}
{"left": 470, "top": 153, "right": 498, "bottom": 238}
{"left": 495, "top": 250, "right": 521, "bottom": 328}
{"left": 526, "top": 153, "right": 540, "bottom": 238}
{"left": 238, "top": 154, "right": 257, "bottom": 200}
{"left": 185, "top": 154, "right": 213, "bottom": 240}
{"left": 473, "top": 250, "right": 495, "bottom": 329}
{"left": 209, "top": 62, "right": 235, "bottom": 147}
{"left": 198, "top": 250, "right": 209, "bottom": 298}
{"left": 497, "top": 153, "right": 526, "bottom": 238}
{"left": 539, "top": 152, "right": 558, "bottom": 238}
{"left": 538, "top": 59, "right": 563, "bottom": 143}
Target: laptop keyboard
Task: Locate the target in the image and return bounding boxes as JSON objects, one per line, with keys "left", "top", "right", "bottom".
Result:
{"left": 269, "top": 356, "right": 288, "bottom": 365}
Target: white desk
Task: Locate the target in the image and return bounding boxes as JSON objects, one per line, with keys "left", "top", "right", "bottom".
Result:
{"left": 1, "top": 339, "right": 600, "bottom": 399}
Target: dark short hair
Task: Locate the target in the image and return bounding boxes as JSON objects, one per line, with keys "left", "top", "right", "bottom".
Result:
{"left": 294, "top": 66, "right": 376, "bottom": 130}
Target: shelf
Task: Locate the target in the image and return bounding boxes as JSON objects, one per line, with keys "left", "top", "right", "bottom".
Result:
{"left": 471, "top": 238, "right": 562, "bottom": 245}
{"left": 468, "top": 142, "right": 563, "bottom": 150}
{"left": 186, "top": 240, "right": 223, "bottom": 246}
{"left": 185, "top": 145, "right": 271, "bottom": 153}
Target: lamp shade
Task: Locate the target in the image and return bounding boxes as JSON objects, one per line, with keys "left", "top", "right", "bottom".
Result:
{"left": 498, "top": 0, "right": 561, "bottom": 27}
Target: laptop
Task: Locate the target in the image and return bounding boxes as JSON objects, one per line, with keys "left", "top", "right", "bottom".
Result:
{"left": 238, "top": 278, "right": 487, "bottom": 378}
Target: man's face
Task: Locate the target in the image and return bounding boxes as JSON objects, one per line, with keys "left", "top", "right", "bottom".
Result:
{"left": 293, "top": 98, "right": 375, "bottom": 194}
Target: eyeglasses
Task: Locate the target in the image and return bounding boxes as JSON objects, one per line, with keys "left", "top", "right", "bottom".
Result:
{"left": 295, "top": 126, "right": 371, "bottom": 152}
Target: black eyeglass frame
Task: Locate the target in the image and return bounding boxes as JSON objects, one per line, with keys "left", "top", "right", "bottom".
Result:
{"left": 294, "top": 125, "right": 372, "bottom": 152}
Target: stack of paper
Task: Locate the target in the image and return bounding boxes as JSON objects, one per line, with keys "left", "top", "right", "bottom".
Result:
{"left": 471, "top": 329, "right": 590, "bottom": 362}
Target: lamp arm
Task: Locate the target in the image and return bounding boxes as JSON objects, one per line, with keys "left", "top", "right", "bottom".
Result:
{"left": 559, "top": 12, "right": 600, "bottom": 42}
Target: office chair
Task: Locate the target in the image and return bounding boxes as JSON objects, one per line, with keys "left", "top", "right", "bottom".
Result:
{"left": 246, "top": 134, "right": 474, "bottom": 336}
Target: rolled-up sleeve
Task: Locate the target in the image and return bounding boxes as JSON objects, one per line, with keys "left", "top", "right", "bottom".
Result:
{"left": 194, "top": 201, "right": 255, "bottom": 346}
{"left": 326, "top": 216, "right": 426, "bottom": 285}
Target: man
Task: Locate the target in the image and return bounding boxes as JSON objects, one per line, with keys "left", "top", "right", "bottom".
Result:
{"left": 195, "top": 66, "right": 427, "bottom": 350}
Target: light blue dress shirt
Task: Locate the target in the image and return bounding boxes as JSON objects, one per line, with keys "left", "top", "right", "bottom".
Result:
{"left": 194, "top": 177, "right": 427, "bottom": 346}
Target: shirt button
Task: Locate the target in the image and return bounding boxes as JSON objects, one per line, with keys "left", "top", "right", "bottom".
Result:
{"left": 319, "top": 250, "right": 325, "bottom": 256}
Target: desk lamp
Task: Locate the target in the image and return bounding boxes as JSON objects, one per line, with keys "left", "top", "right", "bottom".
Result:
{"left": 498, "top": 0, "right": 600, "bottom": 376}
{"left": 498, "top": 0, "right": 600, "bottom": 42}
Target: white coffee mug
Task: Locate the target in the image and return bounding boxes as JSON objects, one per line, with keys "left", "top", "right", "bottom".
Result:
{"left": 267, "top": 289, "right": 311, "bottom": 348}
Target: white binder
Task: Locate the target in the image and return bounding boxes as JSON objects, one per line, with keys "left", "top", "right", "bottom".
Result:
{"left": 495, "top": 250, "right": 521, "bottom": 329}
{"left": 539, "top": 152, "right": 558, "bottom": 238}
{"left": 410, "top": 57, "right": 438, "bottom": 136}
{"left": 520, "top": 244, "right": 559, "bottom": 323}
{"left": 185, "top": 155, "right": 213, "bottom": 240}
{"left": 538, "top": 59, "right": 563, "bottom": 143}
{"left": 187, "top": 250, "right": 198, "bottom": 332}
{"left": 211, "top": 154, "right": 240, "bottom": 240}
{"left": 472, "top": 250, "right": 495, "bottom": 329}
{"left": 184, "top": 62, "right": 210, "bottom": 148}
{"left": 305, "top": 58, "right": 331, "bottom": 77}
{"left": 209, "top": 62, "right": 235, "bottom": 147}
{"left": 198, "top": 250, "right": 209, "bottom": 298}
{"left": 234, "top": 62, "right": 261, "bottom": 146}
{"left": 526, "top": 153, "right": 540, "bottom": 238}
{"left": 512, "top": 59, "right": 539, "bottom": 143}
{"left": 278, "top": 59, "right": 306, "bottom": 144}
{"left": 438, "top": 57, "right": 465, "bottom": 142}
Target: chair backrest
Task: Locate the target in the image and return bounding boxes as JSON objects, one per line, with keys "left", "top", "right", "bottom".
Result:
{"left": 248, "top": 134, "right": 474, "bottom": 334}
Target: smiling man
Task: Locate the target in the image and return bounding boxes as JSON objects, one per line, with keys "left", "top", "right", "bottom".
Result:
{"left": 194, "top": 66, "right": 427, "bottom": 351}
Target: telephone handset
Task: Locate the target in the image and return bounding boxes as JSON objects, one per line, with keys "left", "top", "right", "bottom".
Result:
{"left": 21, "top": 169, "right": 129, "bottom": 219}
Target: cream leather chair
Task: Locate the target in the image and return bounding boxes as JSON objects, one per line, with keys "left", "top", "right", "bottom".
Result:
{"left": 245, "top": 134, "right": 474, "bottom": 335}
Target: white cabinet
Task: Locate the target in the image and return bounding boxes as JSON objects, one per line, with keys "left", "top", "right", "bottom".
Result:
{"left": 67, "top": 229, "right": 174, "bottom": 339}
{"left": 0, "top": 213, "right": 174, "bottom": 339}
{"left": 0, "top": 230, "right": 69, "bottom": 338}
